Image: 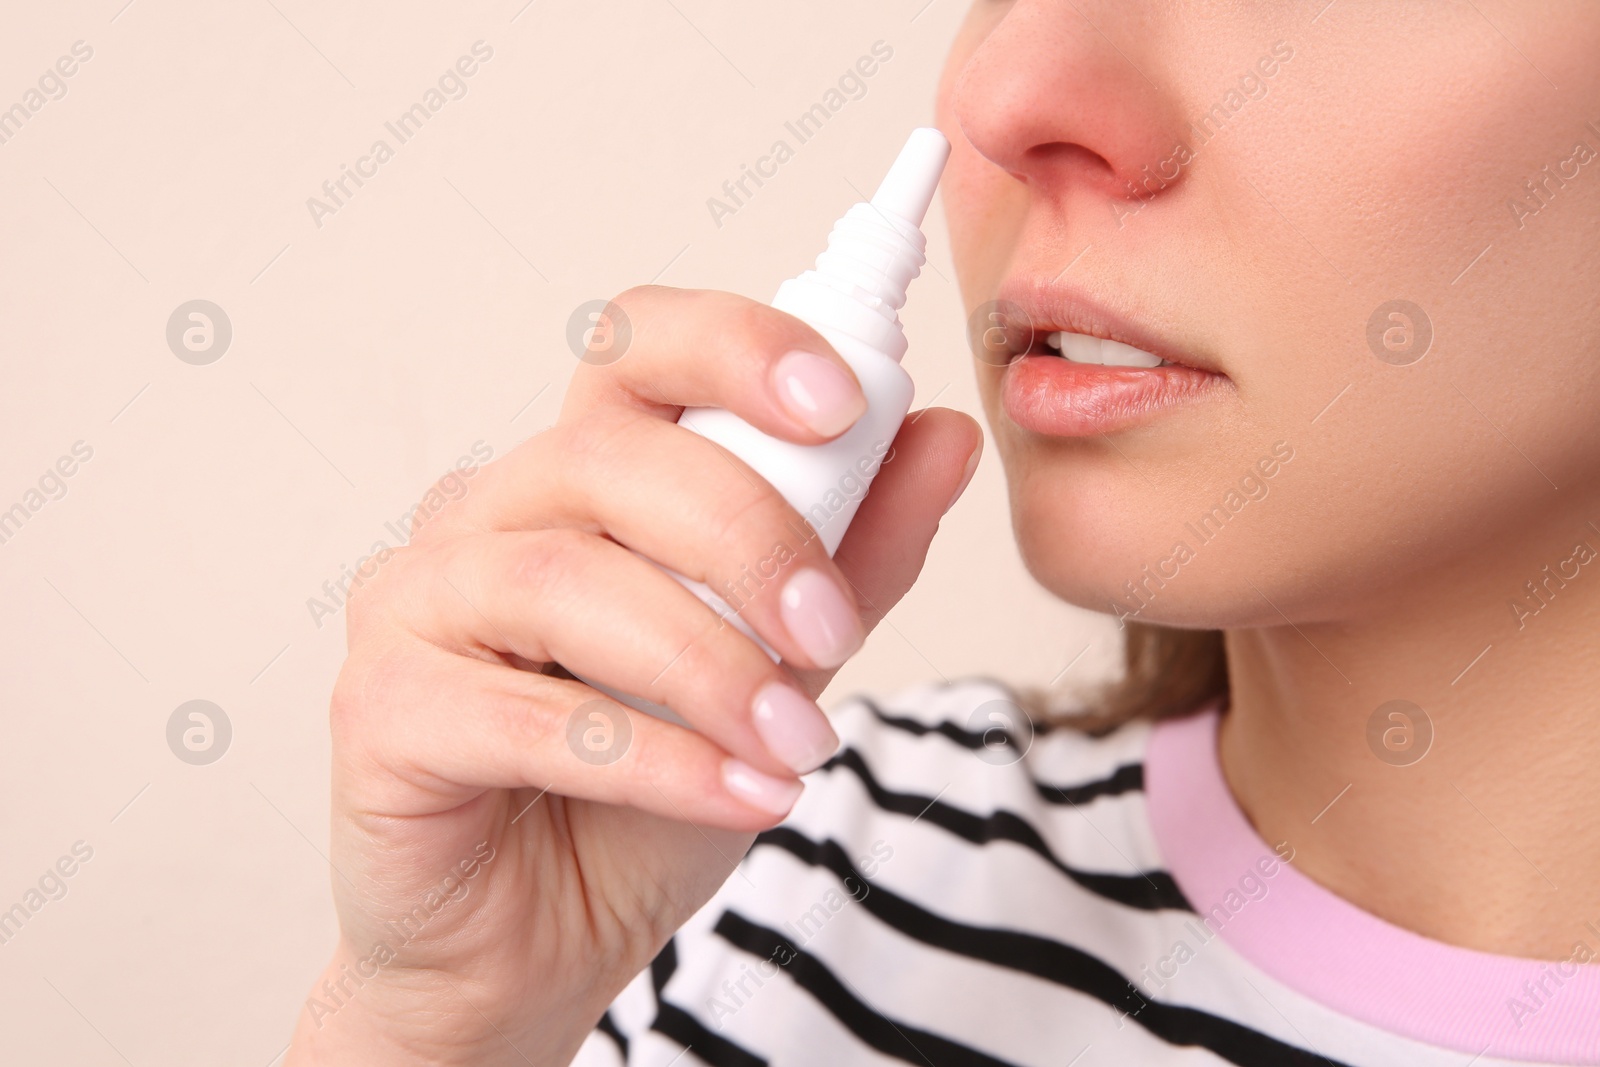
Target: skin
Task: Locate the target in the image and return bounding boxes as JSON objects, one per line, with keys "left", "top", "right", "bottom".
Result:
{"left": 285, "top": 289, "right": 977, "bottom": 1066}
{"left": 940, "top": 0, "right": 1600, "bottom": 957}
{"left": 290, "top": 2, "right": 1600, "bottom": 1062}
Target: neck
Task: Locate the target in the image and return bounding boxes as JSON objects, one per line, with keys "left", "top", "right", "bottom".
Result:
{"left": 1217, "top": 527, "right": 1600, "bottom": 959}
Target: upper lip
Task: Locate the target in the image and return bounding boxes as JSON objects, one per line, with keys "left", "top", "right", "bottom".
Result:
{"left": 993, "top": 276, "right": 1219, "bottom": 374}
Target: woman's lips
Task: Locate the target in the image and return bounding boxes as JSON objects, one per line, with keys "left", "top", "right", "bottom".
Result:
{"left": 987, "top": 277, "right": 1233, "bottom": 435}
{"left": 1000, "top": 353, "right": 1230, "bottom": 436}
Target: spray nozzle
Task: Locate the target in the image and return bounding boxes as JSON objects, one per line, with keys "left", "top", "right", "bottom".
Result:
{"left": 772, "top": 128, "right": 951, "bottom": 362}
{"left": 870, "top": 127, "right": 951, "bottom": 227}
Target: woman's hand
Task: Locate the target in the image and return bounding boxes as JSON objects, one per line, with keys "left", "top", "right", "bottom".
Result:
{"left": 285, "top": 285, "right": 982, "bottom": 1066}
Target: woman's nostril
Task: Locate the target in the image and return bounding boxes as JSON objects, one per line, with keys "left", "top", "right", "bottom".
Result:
{"left": 1026, "top": 141, "right": 1119, "bottom": 182}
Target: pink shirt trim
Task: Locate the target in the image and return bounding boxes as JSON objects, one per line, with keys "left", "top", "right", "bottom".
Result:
{"left": 1145, "top": 703, "right": 1600, "bottom": 1063}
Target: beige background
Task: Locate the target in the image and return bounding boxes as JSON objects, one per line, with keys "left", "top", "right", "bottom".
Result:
{"left": 0, "top": 2, "right": 1116, "bottom": 1062}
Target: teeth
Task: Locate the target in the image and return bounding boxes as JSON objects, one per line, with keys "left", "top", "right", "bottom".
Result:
{"left": 1063, "top": 333, "right": 1104, "bottom": 364}
{"left": 1100, "top": 339, "right": 1165, "bottom": 368}
{"left": 1045, "top": 331, "right": 1167, "bottom": 367}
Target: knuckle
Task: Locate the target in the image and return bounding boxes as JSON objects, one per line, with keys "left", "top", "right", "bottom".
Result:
{"left": 704, "top": 496, "right": 824, "bottom": 630}
{"left": 703, "top": 481, "right": 789, "bottom": 557}
{"left": 446, "top": 433, "right": 549, "bottom": 530}
{"left": 505, "top": 528, "right": 592, "bottom": 606}
{"left": 328, "top": 653, "right": 391, "bottom": 741}
{"left": 328, "top": 648, "right": 432, "bottom": 773}
{"left": 559, "top": 403, "right": 641, "bottom": 462}
{"left": 719, "top": 298, "right": 792, "bottom": 360}
{"left": 682, "top": 616, "right": 757, "bottom": 676}
{"left": 498, "top": 681, "right": 593, "bottom": 770}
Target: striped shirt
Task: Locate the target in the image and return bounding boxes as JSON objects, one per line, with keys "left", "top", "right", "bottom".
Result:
{"left": 573, "top": 678, "right": 1600, "bottom": 1066}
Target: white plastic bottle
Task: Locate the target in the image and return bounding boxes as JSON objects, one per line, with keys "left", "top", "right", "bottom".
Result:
{"left": 585, "top": 128, "right": 951, "bottom": 724}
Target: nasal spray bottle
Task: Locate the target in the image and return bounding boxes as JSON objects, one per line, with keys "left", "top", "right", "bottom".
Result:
{"left": 581, "top": 128, "right": 951, "bottom": 725}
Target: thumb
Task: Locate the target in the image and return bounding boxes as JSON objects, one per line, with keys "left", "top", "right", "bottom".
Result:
{"left": 787, "top": 407, "right": 983, "bottom": 696}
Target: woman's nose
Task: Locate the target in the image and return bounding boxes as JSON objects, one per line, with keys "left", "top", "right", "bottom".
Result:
{"left": 950, "top": 0, "right": 1191, "bottom": 208}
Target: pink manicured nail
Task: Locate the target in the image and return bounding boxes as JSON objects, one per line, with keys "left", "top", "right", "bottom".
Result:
{"left": 772, "top": 350, "right": 867, "bottom": 437}
{"left": 779, "top": 568, "right": 865, "bottom": 669}
{"left": 752, "top": 681, "right": 840, "bottom": 775}
{"left": 722, "top": 758, "right": 804, "bottom": 815}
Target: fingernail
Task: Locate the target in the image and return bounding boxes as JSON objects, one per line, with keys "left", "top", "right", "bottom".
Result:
{"left": 945, "top": 438, "right": 983, "bottom": 513}
{"left": 722, "top": 758, "right": 804, "bottom": 815}
{"left": 752, "top": 681, "right": 840, "bottom": 774}
{"left": 772, "top": 350, "right": 867, "bottom": 437}
{"left": 779, "top": 568, "right": 865, "bottom": 669}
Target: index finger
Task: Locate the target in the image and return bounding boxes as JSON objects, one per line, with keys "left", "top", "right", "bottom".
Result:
{"left": 562, "top": 285, "right": 868, "bottom": 445}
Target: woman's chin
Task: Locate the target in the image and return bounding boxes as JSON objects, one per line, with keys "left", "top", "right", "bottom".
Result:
{"left": 1010, "top": 511, "right": 1285, "bottom": 632}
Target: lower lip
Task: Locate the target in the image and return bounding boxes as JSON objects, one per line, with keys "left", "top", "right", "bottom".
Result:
{"left": 1000, "top": 354, "right": 1230, "bottom": 436}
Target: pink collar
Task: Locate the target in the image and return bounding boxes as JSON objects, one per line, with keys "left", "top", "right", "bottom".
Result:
{"left": 1146, "top": 704, "right": 1600, "bottom": 1063}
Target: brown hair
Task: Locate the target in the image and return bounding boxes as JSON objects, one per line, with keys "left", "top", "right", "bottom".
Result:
{"left": 1021, "top": 621, "right": 1229, "bottom": 733}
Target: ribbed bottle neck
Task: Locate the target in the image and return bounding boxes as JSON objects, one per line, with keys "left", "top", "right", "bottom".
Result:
{"left": 771, "top": 202, "right": 928, "bottom": 363}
